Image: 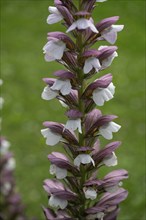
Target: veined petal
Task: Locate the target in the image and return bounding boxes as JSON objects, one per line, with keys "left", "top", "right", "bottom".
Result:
{"left": 41, "top": 128, "right": 62, "bottom": 146}
{"left": 41, "top": 86, "right": 58, "bottom": 100}
{"left": 49, "top": 195, "right": 68, "bottom": 209}
{"left": 103, "top": 152, "right": 118, "bottom": 166}
{"left": 84, "top": 188, "right": 97, "bottom": 200}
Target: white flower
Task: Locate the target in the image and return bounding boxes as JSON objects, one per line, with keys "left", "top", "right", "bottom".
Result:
{"left": 99, "top": 46, "right": 118, "bottom": 68}
{"left": 74, "top": 154, "right": 95, "bottom": 167}
{"left": 84, "top": 188, "right": 97, "bottom": 200}
{"left": 93, "top": 82, "right": 115, "bottom": 106}
{"left": 0, "top": 97, "right": 4, "bottom": 109}
{"left": 96, "top": 212, "right": 105, "bottom": 220}
{"left": 41, "top": 128, "right": 62, "bottom": 146}
{"left": 66, "top": 18, "right": 98, "bottom": 33}
{"left": 103, "top": 152, "right": 118, "bottom": 167}
{"left": 49, "top": 195, "right": 68, "bottom": 209}
{"left": 47, "top": 6, "right": 63, "bottom": 24}
{"left": 101, "top": 25, "right": 124, "bottom": 44}
{"left": 51, "top": 79, "right": 72, "bottom": 95}
{"left": 96, "top": 0, "right": 107, "bottom": 2}
{"left": 65, "top": 118, "right": 82, "bottom": 133}
{"left": 5, "top": 158, "right": 16, "bottom": 171}
{"left": 0, "top": 140, "right": 10, "bottom": 155}
{"left": 43, "top": 40, "right": 66, "bottom": 62}
{"left": 83, "top": 57, "right": 101, "bottom": 74}
{"left": 41, "top": 86, "right": 58, "bottom": 100}
{"left": 99, "top": 121, "right": 121, "bottom": 140}
{"left": 50, "top": 164, "right": 67, "bottom": 179}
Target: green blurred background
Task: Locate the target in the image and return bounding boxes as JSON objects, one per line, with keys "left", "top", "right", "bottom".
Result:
{"left": 0, "top": 0, "right": 145, "bottom": 219}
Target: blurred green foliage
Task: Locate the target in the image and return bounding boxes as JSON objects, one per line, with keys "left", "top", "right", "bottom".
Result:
{"left": 0, "top": 0, "right": 145, "bottom": 219}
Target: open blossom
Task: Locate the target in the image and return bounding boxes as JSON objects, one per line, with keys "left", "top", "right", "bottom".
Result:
{"left": 47, "top": 6, "right": 63, "bottom": 24}
{"left": 102, "top": 152, "right": 118, "bottom": 167}
{"left": 74, "top": 154, "right": 95, "bottom": 167}
{"left": 93, "top": 82, "right": 115, "bottom": 106}
{"left": 65, "top": 109, "right": 82, "bottom": 133}
{"left": 100, "top": 25, "right": 124, "bottom": 44}
{"left": 43, "top": 39, "right": 66, "bottom": 62}
{"left": 83, "top": 57, "right": 101, "bottom": 74}
{"left": 51, "top": 79, "right": 72, "bottom": 95}
{"left": 99, "top": 121, "right": 121, "bottom": 140}
{"left": 49, "top": 195, "right": 68, "bottom": 209}
{"left": 84, "top": 188, "right": 97, "bottom": 200}
{"left": 99, "top": 46, "right": 118, "bottom": 69}
{"left": 96, "top": 0, "right": 107, "bottom": 2}
{"left": 50, "top": 164, "right": 67, "bottom": 179}
{"left": 41, "top": 86, "right": 58, "bottom": 100}
{"left": 41, "top": 128, "right": 62, "bottom": 146}
{"left": 66, "top": 18, "right": 98, "bottom": 33}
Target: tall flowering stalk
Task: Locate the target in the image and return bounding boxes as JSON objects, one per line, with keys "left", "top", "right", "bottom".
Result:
{"left": 41, "top": 0, "right": 128, "bottom": 219}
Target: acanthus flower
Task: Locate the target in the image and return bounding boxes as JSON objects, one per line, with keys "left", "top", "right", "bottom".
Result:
{"left": 47, "top": 6, "right": 63, "bottom": 24}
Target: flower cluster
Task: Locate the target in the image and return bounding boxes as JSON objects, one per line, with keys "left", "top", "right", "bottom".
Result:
{"left": 0, "top": 80, "right": 35, "bottom": 220}
{"left": 41, "top": 1, "right": 128, "bottom": 219}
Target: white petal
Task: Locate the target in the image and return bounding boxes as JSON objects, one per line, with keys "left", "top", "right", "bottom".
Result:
{"left": 83, "top": 58, "right": 94, "bottom": 74}
{"left": 102, "top": 30, "right": 117, "bottom": 44}
{"left": 102, "top": 51, "right": 118, "bottom": 68}
{"left": 83, "top": 57, "right": 101, "bottom": 74}
{"left": 65, "top": 119, "right": 82, "bottom": 133}
{"left": 103, "top": 152, "right": 118, "bottom": 167}
{"left": 44, "top": 53, "right": 55, "bottom": 62}
{"left": 51, "top": 79, "right": 72, "bottom": 95}
{"left": 49, "top": 6, "right": 60, "bottom": 14}
{"left": 84, "top": 188, "right": 97, "bottom": 200}
{"left": 96, "top": 212, "right": 105, "bottom": 220}
{"left": 112, "top": 24, "right": 124, "bottom": 32}
{"left": 47, "top": 14, "right": 63, "bottom": 24}
{"left": 88, "top": 19, "right": 98, "bottom": 33}
{"left": 59, "top": 100, "right": 68, "bottom": 108}
{"left": 93, "top": 83, "right": 115, "bottom": 106}
{"left": 76, "top": 18, "right": 89, "bottom": 29}
{"left": 47, "top": 7, "right": 63, "bottom": 24}
{"left": 50, "top": 164, "right": 67, "bottom": 179}
{"left": 66, "top": 22, "right": 77, "bottom": 33}
{"left": 41, "top": 86, "right": 58, "bottom": 100}
{"left": 49, "top": 195, "right": 68, "bottom": 209}
{"left": 41, "top": 128, "right": 62, "bottom": 146}
{"left": 43, "top": 40, "right": 66, "bottom": 60}
{"left": 0, "top": 97, "right": 4, "bottom": 109}
{"left": 60, "top": 80, "right": 72, "bottom": 95}
{"left": 55, "top": 167, "right": 67, "bottom": 179}
{"left": 74, "top": 154, "right": 95, "bottom": 167}
{"left": 110, "top": 121, "right": 121, "bottom": 132}
{"left": 99, "top": 122, "right": 121, "bottom": 140}
{"left": 98, "top": 45, "right": 108, "bottom": 50}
